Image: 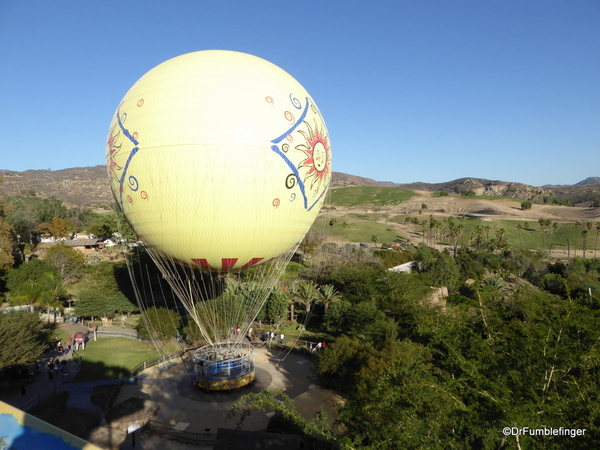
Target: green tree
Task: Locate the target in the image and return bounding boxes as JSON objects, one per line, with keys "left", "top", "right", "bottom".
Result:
{"left": 82, "top": 261, "right": 129, "bottom": 297}
{"left": 0, "top": 182, "right": 15, "bottom": 269}
{"left": 317, "top": 284, "right": 341, "bottom": 312}
{"left": 263, "top": 285, "right": 289, "bottom": 325}
{"left": 414, "top": 244, "right": 461, "bottom": 290}
{"left": 0, "top": 311, "right": 51, "bottom": 372}
{"left": 228, "top": 389, "right": 336, "bottom": 448}
{"left": 44, "top": 242, "right": 86, "bottom": 285}
{"left": 5, "top": 259, "right": 61, "bottom": 312}
{"left": 136, "top": 307, "right": 180, "bottom": 341}
{"left": 74, "top": 289, "right": 137, "bottom": 321}
{"left": 582, "top": 230, "right": 589, "bottom": 258}
{"left": 321, "top": 300, "right": 353, "bottom": 334}
{"left": 6, "top": 195, "right": 68, "bottom": 247}
{"left": 370, "top": 234, "right": 379, "bottom": 247}
{"left": 292, "top": 280, "right": 320, "bottom": 315}
{"left": 88, "top": 221, "right": 114, "bottom": 238}
{"left": 9, "top": 280, "right": 46, "bottom": 312}
{"left": 521, "top": 200, "right": 533, "bottom": 210}
{"left": 595, "top": 222, "right": 600, "bottom": 258}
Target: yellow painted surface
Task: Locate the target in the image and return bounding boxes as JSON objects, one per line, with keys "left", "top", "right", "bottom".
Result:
{"left": 107, "top": 50, "right": 331, "bottom": 271}
{"left": 196, "top": 371, "right": 255, "bottom": 391}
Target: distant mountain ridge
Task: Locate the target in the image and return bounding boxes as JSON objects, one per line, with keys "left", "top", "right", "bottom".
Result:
{"left": 0, "top": 166, "right": 598, "bottom": 208}
{"left": 542, "top": 177, "right": 600, "bottom": 188}
{"left": 332, "top": 173, "right": 600, "bottom": 207}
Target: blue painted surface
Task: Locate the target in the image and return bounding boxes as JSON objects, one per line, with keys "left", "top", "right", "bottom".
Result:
{"left": 0, "top": 413, "right": 81, "bottom": 450}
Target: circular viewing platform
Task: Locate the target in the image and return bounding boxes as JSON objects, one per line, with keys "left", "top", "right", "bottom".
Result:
{"left": 192, "top": 342, "right": 256, "bottom": 391}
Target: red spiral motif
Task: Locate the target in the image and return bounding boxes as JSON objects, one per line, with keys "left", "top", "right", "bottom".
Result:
{"left": 286, "top": 134, "right": 293, "bottom": 143}
{"left": 265, "top": 96, "right": 274, "bottom": 104}
{"left": 137, "top": 99, "right": 144, "bottom": 107}
{"left": 141, "top": 191, "right": 148, "bottom": 200}
{"left": 133, "top": 132, "right": 138, "bottom": 140}
{"left": 127, "top": 195, "right": 133, "bottom": 204}
{"left": 272, "top": 198, "right": 280, "bottom": 208}
{"left": 284, "top": 111, "right": 294, "bottom": 123}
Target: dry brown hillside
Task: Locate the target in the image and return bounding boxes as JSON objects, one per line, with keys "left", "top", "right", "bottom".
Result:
{"left": 0, "top": 166, "right": 598, "bottom": 214}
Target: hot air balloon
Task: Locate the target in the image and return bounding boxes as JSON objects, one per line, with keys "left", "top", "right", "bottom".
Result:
{"left": 106, "top": 50, "right": 331, "bottom": 390}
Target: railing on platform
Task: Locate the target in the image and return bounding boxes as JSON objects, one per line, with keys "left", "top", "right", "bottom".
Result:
{"left": 143, "top": 420, "right": 217, "bottom": 445}
{"left": 20, "top": 383, "right": 58, "bottom": 411}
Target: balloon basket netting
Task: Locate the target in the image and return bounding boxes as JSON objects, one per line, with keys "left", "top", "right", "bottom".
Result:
{"left": 192, "top": 341, "right": 255, "bottom": 391}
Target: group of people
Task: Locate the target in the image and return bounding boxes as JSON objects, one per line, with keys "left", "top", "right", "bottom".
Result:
{"left": 259, "top": 331, "right": 285, "bottom": 345}
{"left": 46, "top": 357, "right": 68, "bottom": 382}
{"left": 52, "top": 339, "right": 72, "bottom": 356}
{"left": 308, "top": 341, "right": 327, "bottom": 352}
{"left": 232, "top": 327, "right": 329, "bottom": 352}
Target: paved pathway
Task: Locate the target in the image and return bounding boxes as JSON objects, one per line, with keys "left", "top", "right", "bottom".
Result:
{"left": 2, "top": 324, "right": 342, "bottom": 449}
{"left": 1, "top": 321, "right": 127, "bottom": 412}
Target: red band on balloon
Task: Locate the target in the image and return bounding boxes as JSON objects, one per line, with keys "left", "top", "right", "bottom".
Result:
{"left": 192, "top": 259, "right": 212, "bottom": 271}
{"left": 221, "top": 258, "right": 238, "bottom": 270}
{"left": 241, "top": 258, "right": 264, "bottom": 269}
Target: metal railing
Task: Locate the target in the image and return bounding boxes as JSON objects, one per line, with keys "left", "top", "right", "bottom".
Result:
{"left": 20, "top": 383, "right": 57, "bottom": 411}
{"left": 95, "top": 330, "right": 147, "bottom": 342}
{"left": 143, "top": 420, "right": 216, "bottom": 445}
{"left": 104, "top": 378, "right": 125, "bottom": 412}
{"left": 129, "top": 353, "right": 181, "bottom": 377}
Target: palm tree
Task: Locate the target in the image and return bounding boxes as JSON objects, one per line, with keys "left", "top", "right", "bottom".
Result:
{"left": 582, "top": 230, "right": 589, "bottom": 258}
{"left": 294, "top": 281, "right": 320, "bottom": 314}
{"left": 595, "top": 222, "right": 600, "bottom": 258}
{"left": 41, "top": 272, "right": 66, "bottom": 323}
{"left": 10, "top": 280, "right": 44, "bottom": 313}
{"left": 371, "top": 234, "right": 379, "bottom": 248}
{"left": 318, "top": 284, "right": 341, "bottom": 312}
{"left": 483, "top": 225, "right": 491, "bottom": 242}
{"left": 495, "top": 228, "right": 508, "bottom": 250}
{"left": 573, "top": 221, "right": 582, "bottom": 257}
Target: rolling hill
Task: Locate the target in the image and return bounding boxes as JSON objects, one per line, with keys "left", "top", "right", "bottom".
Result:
{"left": 0, "top": 166, "right": 598, "bottom": 208}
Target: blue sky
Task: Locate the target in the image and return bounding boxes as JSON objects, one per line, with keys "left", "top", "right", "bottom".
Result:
{"left": 1, "top": 0, "right": 598, "bottom": 186}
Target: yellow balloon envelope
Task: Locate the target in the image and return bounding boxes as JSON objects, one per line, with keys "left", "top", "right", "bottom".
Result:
{"left": 106, "top": 50, "right": 331, "bottom": 272}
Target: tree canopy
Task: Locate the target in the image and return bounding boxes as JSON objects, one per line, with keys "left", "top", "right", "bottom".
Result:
{"left": 0, "top": 311, "right": 51, "bottom": 374}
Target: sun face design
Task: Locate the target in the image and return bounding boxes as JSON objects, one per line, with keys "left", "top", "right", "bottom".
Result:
{"left": 296, "top": 121, "right": 331, "bottom": 192}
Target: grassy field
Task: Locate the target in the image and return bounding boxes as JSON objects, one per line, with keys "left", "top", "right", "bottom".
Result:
{"left": 311, "top": 215, "right": 403, "bottom": 246}
{"left": 389, "top": 215, "right": 599, "bottom": 254}
{"left": 328, "top": 186, "right": 414, "bottom": 207}
{"left": 52, "top": 326, "right": 73, "bottom": 343}
{"left": 73, "top": 338, "right": 159, "bottom": 383}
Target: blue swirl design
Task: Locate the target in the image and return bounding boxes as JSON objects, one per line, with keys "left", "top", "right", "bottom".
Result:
{"left": 128, "top": 175, "right": 139, "bottom": 191}
{"left": 289, "top": 93, "right": 302, "bottom": 109}
{"left": 116, "top": 108, "right": 141, "bottom": 208}
{"left": 290, "top": 193, "right": 296, "bottom": 202}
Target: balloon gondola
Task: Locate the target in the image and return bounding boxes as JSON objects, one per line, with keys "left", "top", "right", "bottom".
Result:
{"left": 106, "top": 50, "right": 331, "bottom": 390}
